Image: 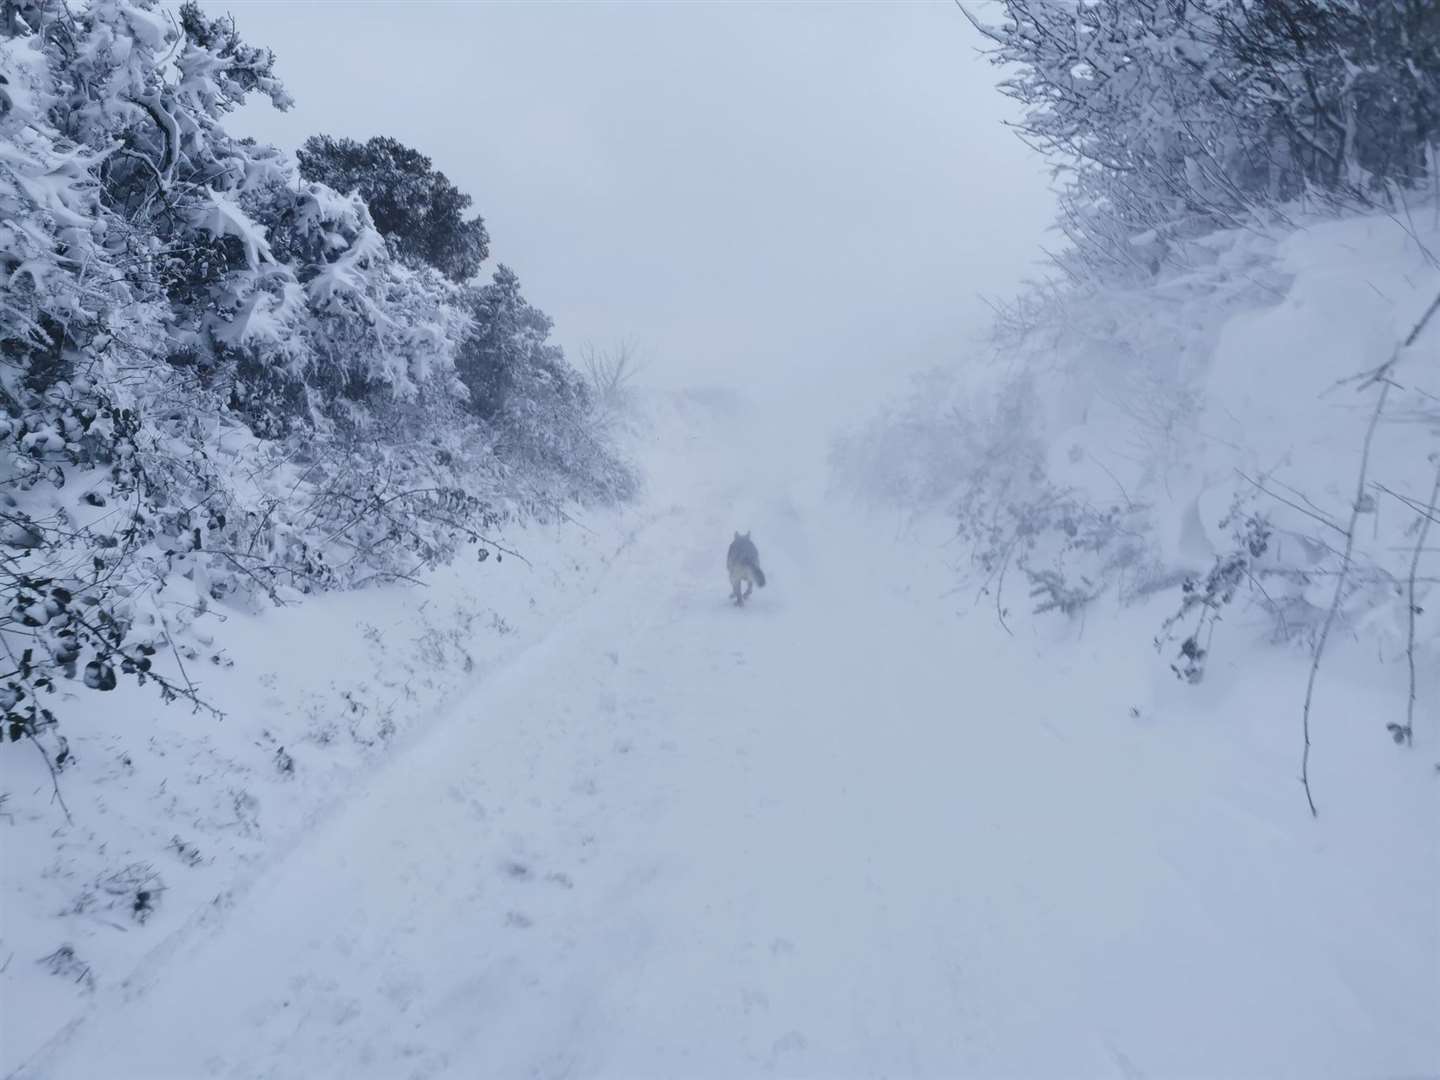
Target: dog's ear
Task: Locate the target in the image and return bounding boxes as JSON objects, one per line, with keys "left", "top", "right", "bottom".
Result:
{"left": 744, "top": 531, "right": 751, "bottom": 540}
{"left": 733, "top": 530, "right": 740, "bottom": 540}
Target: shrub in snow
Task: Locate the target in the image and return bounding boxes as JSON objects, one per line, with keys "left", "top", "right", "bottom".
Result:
{"left": 1156, "top": 511, "right": 1272, "bottom": 684}
{"left": 296, "top": 132, "right": 637, "bottom": 510}
{"left": 965, "top": 0, "right": 1440, "bottom": 278}
{"left": 0, "top": 0, "right": 635, "bottom": 774}
{"left": 39, "top": 945, "right": 94, "bottom": 991}
{"left": 844, "top": 4, "right": 1440, "bottom": 789}
{"left": 455, "top": 265, "right": 639, "bottom": 510}
{"left": 65, "top": 862, "right": 165, "bottom": 925}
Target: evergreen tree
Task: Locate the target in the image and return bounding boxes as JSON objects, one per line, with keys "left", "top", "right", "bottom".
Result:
{"left": 296, "top": 134, "right": 490, "bottom": 282}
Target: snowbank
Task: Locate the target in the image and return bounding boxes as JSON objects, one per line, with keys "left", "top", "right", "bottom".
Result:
{"left": 0, "top": 390, "right": 718, "bottom": 1075}
{"left": 842, "top": 204, "right": 1440, "bottom": 683}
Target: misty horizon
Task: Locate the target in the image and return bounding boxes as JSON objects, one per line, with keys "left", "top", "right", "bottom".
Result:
{"left": 219, "top": 0, "right": 1055, "bottom": 407}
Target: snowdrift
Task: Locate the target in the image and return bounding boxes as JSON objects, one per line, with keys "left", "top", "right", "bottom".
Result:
{"left": 0, "top": 389, "right": 717, "bottom": 1075}
{"left": 839, "top": 206, "right": 1440, "bottom": 699}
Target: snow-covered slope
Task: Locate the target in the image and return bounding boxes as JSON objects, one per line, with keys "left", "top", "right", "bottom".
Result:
{"left": 0, "top": 393, "right": 687, "bottom": 1075}
{"left": 839, "top": 205, "right": 1440, "bottom": 736}
{"left": 7, "top": 384, "right": 1436, "bottom": 1079}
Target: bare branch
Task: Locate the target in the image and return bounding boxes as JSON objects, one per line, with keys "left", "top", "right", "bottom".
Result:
{"left": 1300, "top": 379, "right": 1391, "bottom": 818}
{"left": 1401, "top": 459, "right": 1440, "bottom": 748}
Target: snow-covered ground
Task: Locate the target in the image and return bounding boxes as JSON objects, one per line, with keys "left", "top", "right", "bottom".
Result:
{"left": 5, "top": 384, "right": 1436, "bottom": 1079}
{"left": 0, "top": 399, "right": 669, "bottom": 1076}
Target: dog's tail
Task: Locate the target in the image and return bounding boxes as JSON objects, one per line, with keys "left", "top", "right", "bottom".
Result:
{"left": 753, "top": 566, "right": 766, "bottom": 588}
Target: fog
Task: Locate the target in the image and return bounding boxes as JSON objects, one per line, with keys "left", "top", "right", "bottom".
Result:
{"left": 219, "top": 0, "right": 1054, "bottom": 415}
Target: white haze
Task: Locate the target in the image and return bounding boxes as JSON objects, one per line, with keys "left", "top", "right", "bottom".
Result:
{"left": 219, "top": 0, "right": 1054, "bottom": 418}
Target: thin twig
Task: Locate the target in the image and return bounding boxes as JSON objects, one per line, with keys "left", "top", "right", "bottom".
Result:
{"left": 1245, "top": 568, "right": 1291, "bottom": 642}
{"left": 1323, "top": 286, "right": 1440, "bottom": 395}
{"left": 1267, "top": 475, "right": 1348, "bottom": 530}
{"left": 1300, "top": 380, "right": 1391, "bottom": 818}
{"left": 1297, "top": 287, "right": 1440, "bottom": 798}
{"left": 150, "top": 601, "right": 202, "bottom": 715}
{"left": 1236, "top": 469, "right": 1346, "bottom": 536}
{"left": 1399, "top": 288, "right": 1440, "bottom": 351}
{"left": 1403, "top": 458, "right": 1440, "bottom": 748}
{"left": 993, "top": 539, "right": 1016, "bottom": 637}
{"left": 1373, "top": 482, "right": 1440, "bottom": 526}
{"left": 1091, "top": 456, "right": 1136, "bottom": 512}
{"left": 32, "top": 737, "right": 72, "bottom": 825}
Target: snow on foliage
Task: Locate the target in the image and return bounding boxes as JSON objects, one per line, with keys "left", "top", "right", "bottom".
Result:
{"left": 0, "top": 0, "right": 634, "bottom": 769}
{"left": 840, "top": 2, "right": 1440, "bottom": 787}
{"left": 963, "top": 0, "right": 1440, "bottom": 278}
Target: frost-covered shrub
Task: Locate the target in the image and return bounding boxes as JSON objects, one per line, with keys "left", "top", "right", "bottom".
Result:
{"left": 968, "top": 0, "right": 1440, "bottom": 277}
{"left": 838, "top": 206, "right": 1440, "bottom": 676}
{"left": 834, "top": 363, "right": 1155, "bottom": 620}
{"left": 297, "top": 141, "right": 637, "bottom": 509}
{"left": 456, "top": 266, "right": 638, "bottom": 509}
{"left": 1156, "top": 510, "right": 1272, "bottom": 684}
{"left": 832, "top": 368, "right": 1045, "bottom": 515}
{"left": 0, "top": 0, "right": 634, "bottom": 763}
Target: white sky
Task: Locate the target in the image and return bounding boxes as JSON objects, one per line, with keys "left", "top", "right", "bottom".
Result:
{"left": 215, "top": 0, "right": 1054, "bottom": 409}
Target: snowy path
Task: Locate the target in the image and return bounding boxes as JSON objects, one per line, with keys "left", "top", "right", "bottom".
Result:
{"left": 14, "top": 404, "right": 1437, "bottom": 1080}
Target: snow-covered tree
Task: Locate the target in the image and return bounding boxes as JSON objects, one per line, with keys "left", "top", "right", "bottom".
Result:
{"left": 0, "top": 0, "right": 633, "bottom": 763}
{"left": 296, "top": 134, "right": 489, "bottom": 283}
{"left": 967, "top": 0, "right": 1440, "bottom": 275}
{"left": 458, "top": 266, "right": 637, "bottom": 506}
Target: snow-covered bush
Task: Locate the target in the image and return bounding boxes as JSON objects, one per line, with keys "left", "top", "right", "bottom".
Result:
{"left": 841, "top": 7, "right": 1440, "bottom": 781}
{"left": 297, "top": 138, "right": 637, "bottom": 509}
{"left": 456, "top": 265, "right": 638, "bottom": 510}
{"left": 0, "top": 0, "right": 633, "bottom": 764}
{"left": 965, "top": 0, "right": 1440, "bottom": 278}
{"left": 843, "top": 213, "right": 1439, "bottom": 631}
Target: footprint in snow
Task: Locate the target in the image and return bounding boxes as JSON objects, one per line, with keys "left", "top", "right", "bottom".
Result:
{"left": 571, "top": 776, "right": 599, "bottom": 797}
{"left": 740, "top": 988, "right": 770, "bottom": 1015}
{"left": 504, "top": 910, "right": 533, "bottom": 929}
{"left": 770, "top": 1031, "right": 808, "bottom": 1058}
{"left": 501, "top": 859, "right": 574, "bottom": 891}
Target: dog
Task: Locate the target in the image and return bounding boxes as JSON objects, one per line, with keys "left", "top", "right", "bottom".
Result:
{"left": 726, "top": 531, "right": 766, "bottom": 606}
